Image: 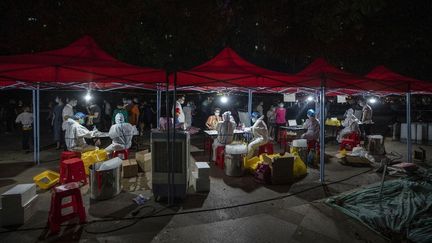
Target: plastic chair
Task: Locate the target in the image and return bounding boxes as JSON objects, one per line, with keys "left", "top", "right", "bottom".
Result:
{"left": 215, "top": 146, "right": 225, "bottom": 169}
{"left": 258, "top": 143, "right": 274, "bottom": 155}
{"left": 204, "top": 137, "right": 213, "bottom": 151}
{"left": 339, "top": 132, "right": 361, "bottom": 151}
{"left": 112, "top": 149, "right": 129, "bottom": 160}
{"left": 59, "top": 158, "right": 87, "bottom": 185}
{"left": 60, "top": 151, "right": 81, "bottom": 163}
{"left": 48, "top": 182, "right": 86, "bottom": 233}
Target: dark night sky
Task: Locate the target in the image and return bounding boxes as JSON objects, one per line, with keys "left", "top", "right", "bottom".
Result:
{"left": 1, "top": 0, "right": 432, "bottom": 80}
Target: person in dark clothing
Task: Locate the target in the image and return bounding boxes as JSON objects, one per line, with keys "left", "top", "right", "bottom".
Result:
{"left": 52, "top": 97, "right": 65, "bottom": 149}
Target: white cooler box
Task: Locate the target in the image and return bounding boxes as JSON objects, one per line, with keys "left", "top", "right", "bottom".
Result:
{"left": 1, "top": 184, "right": 38, "bottom": 226}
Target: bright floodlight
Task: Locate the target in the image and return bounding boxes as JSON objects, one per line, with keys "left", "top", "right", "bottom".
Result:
{"left": 84, "top": 92, "right": 92, "bottom": 102}
{"left": 220, "top": 95, "right": 229, "bottom": 104}
{"left": 368, "top": 97, "right": 377, "bottom": 104}
{"left": 306, "top": 96, "right": 314, "bottom": 102}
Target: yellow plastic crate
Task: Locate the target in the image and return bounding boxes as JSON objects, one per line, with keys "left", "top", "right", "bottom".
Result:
{"left": 33, "top": 170, "right": 60, "bottom": 190}
{"left": 81, "top": 149, "right": 108, "bottom": 175}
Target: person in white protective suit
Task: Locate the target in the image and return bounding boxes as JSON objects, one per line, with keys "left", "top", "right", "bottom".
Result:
{"left": 301, "top": 109, "right": 320, "bottom": 141}
{"left": 212, "top": 111, "right": 236, "bottom": 161}
{"left": 105, "top": 113, "right": 139, "bottom": 153}
{"left": 64, "top": 112, "right": 100, "bottom": 152}
{"left": 337, "top": 108, "right": 360, "bottom": 142}
{"left": 245, "top": 112, "right": 268, "bottom": 159}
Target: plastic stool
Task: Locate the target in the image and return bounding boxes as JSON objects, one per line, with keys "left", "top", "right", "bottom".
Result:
{"left": 60, "top": 151, "right": 81, "bottom": 163}
{"left": 307, "top": 139, "right": 319, "bottom": 152}
{"left": 59, "top": 158, "right": 87, "bottom": 185}
{"left": 278, "top": 130, "right": 288, "bottom": 148}
{"left": 215, "top": 146, "right": 225, "bottom": 169}
{"left": 339, "top": 132, "right": 360, "bottom": 151}
{"left": 48, "top": 182, "right": 86, "bottom": 233}
{"left": 112, "top": 149, "right": 129, "bottom": 160}
{"left": 204, "top": 137, "right": 213, "bottom": 151}
{"left": 258, "top": 143, "right": 274, "bottom": 155}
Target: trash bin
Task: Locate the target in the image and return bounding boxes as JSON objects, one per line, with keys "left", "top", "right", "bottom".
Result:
{"left": 224, "top": 144, "right": 247, "bottom": 177}
{"left": 89, "top": 158, "right": 122, "bottom": 200}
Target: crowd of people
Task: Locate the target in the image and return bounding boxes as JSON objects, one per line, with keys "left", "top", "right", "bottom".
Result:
{"left": 0, "top": 93, "right": 376, "bottom": 154}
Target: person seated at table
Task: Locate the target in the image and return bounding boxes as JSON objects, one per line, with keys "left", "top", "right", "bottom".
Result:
{"left": 245, "top": 112, "right": 269, "bottom": 159}
{"left": 64, "top": 112, "right": 100, "bottom": 152}
{"left": 337, "top": 108, "right": 360, "bottom": 143}
{"left": 206, "top": 107, "right": 222, "bottom": 130}
{"left": 301, "top": 109, "right": 320, "bottom": 141}
{"left": 105, "top": 113, "right": 139, "bottom": 153}
{"left": 212, "top": 111, "right": 236, "bottom": 161}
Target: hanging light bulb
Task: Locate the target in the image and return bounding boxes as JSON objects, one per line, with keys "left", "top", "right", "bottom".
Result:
{"left": 220, "top": 95, "right": 229, "bottom": 104}
{"left": 84, "top": 91, "right": 92, "bottom": 102}
{"left": 306, "top": 96, "right": 314, "bottom": 102}
{"left": 368, "top": 97, "right": 377, "bottom": 104}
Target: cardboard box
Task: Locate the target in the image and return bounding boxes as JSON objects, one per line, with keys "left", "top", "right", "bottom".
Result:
{"left": 122, "top": 159, "right": 138, "bottom": 178}
{"left": 135, "top": 149, "right": 149, "bottom": 163}
{"left": 191, "top": 172, "right": 210, "bottom": 192}
{"left": 195, "top": 162, "right": 210, "bottom": 179}
{"left": 262, "top": 153, "right": 295, "bottom": 184}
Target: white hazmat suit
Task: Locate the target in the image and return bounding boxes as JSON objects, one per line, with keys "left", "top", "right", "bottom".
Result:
{"left": 337, "top": 108, "right": 360, "bottom": 142}
{"left": 246, "top": 115, "right": 268, "bottom": 159}
{"left": 64, "top": 118, "right": 98, "bottom": 152}
{"left": 105, "top": 113, "right": 139, "bottom": 153}
{"left": 212, "top": 112, "right": 236, "bottom": 161}
{"left": 301, "top": 117, "right": 320, "bottom": 141}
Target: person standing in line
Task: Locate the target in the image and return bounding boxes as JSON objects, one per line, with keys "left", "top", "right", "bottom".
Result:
{"left": 52, "top": 97, "right": 65, "bottom": 149}
{"left": 358, "top": 98, "right": 373, "bottom": 138}
{"left": 62, "top": 98, "right": 77, "bottom": 130}
{"left": 266, "top": 106, "right": 276, "bottom": 140}
{"left": 275, "top": 102, "right": 287, "bottom": 141}
{"left": 102, "top": 99, "right": 112, "bottom": 130}
{"left": 129, "top": 98, "right": 140, "bottom": 126}
{"left": 173, "top": 95, "right": 186, "bottom": 129}
{"left": 256, "top": 101, "right": 264, "bottom": 116}
{"left": 15, "top": 106, "right": 33, "bottom": 151}
{"left": 183, "top": 101, "right": 193, "bottom": 129}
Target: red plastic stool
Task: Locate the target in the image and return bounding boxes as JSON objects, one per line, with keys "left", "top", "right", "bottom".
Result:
{"left": 204, "top": 137, "right": 213, "bottom": 151}
{"left": 278, "top": 130, "right": 288, "bottom": 148}
{"left": 215, "top": 146, "right": 225, "bottom": 169}
{"left": 48, "top": 182, "right": 86, "bottom": 233}
{"left": 59, "top": 158, "right": 87, "bottom": 185}
{"left": 307, "top": 139, "right": 319, "bottom": 152}
{"left": 112, "top": 149, "right": 129, "bottom": 160}
{"left": 339, "top": 132, "right": 360, "bottom": 151}
{"left": 60, "top": 151, "right": 81, "bottom": 163}
{"left": 258, "top": 143, "right": 274, "bottom": 155}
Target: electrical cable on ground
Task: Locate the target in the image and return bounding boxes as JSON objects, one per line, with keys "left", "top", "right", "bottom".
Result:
{"left": 0, "top": 167, "right": 373, "bottom": 235}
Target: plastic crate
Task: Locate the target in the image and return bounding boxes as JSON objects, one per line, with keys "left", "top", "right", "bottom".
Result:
{"left": 33, "top": 170, "right": 60, "bottom": 190}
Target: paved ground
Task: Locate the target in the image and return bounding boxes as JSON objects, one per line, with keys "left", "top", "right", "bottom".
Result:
{"left": 0, "top": 130, "right": 431, "bottom": 242}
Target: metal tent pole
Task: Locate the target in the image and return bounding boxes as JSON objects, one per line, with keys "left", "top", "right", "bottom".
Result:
{"left": 156, "top": 84, "right": 162, "bottom": 129}
{"left": 319, "top": 85, "right": 325, "bottom": 182}
{"left": 406, "top": 92, "right": 412, "bottom": 163}
{"left": 32, "top": 89, "right": 37, "bottom": 164}
{"left": 36, "top": 86, "right": 40, "bottom": 164}
{"left": 248, "top": 89, "right": 253, "bottom": 125}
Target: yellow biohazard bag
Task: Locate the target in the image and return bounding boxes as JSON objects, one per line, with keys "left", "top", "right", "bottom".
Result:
{"left": 81, "top": 149, "right": 108, "bottom": 174}
{"left": 290, "top": 151, "right": 307, "bottom": 178}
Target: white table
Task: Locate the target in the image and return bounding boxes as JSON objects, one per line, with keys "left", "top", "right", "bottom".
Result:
{"left": 204, "top": 129, "right": 245, "bottom": 136}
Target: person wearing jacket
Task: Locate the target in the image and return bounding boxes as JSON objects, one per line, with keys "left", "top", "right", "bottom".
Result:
{"left": 105, "top": 113, "right": 138, "bottom": 153}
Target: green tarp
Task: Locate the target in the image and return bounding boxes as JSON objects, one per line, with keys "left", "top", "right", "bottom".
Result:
{"left": 326, "top": 171, "right": 432, "bottom": 243}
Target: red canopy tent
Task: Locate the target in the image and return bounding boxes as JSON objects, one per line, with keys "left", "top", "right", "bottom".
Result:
{"left": 0, "top": 36, "right": 165, "bottom": 90}
{"left": 173, "top": 47, "right": 297, "bottom": 90}
{"left": 365, "top": 66, "right": 432, "bottom": 94}
{"left": 294, "top": 58, "right": 407, "bottom": 95}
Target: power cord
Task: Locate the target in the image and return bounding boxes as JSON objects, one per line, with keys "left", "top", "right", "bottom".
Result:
{"left": 0, "top": 168, "right": 373, "bottom": 234}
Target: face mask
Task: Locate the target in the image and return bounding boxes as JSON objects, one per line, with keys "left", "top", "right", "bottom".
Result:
{"left": 215, "top": 112, "right": 220, "bottom": 116}
{"left": 78, "top": 118, "right": 85, "bottom": 125}
{"left": 252, "top": 118, "right": 257, "bottom": 123}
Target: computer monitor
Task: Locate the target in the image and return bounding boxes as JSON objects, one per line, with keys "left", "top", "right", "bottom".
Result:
{"left": 288, "top": 119, "right": 297, "bottom": 126}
